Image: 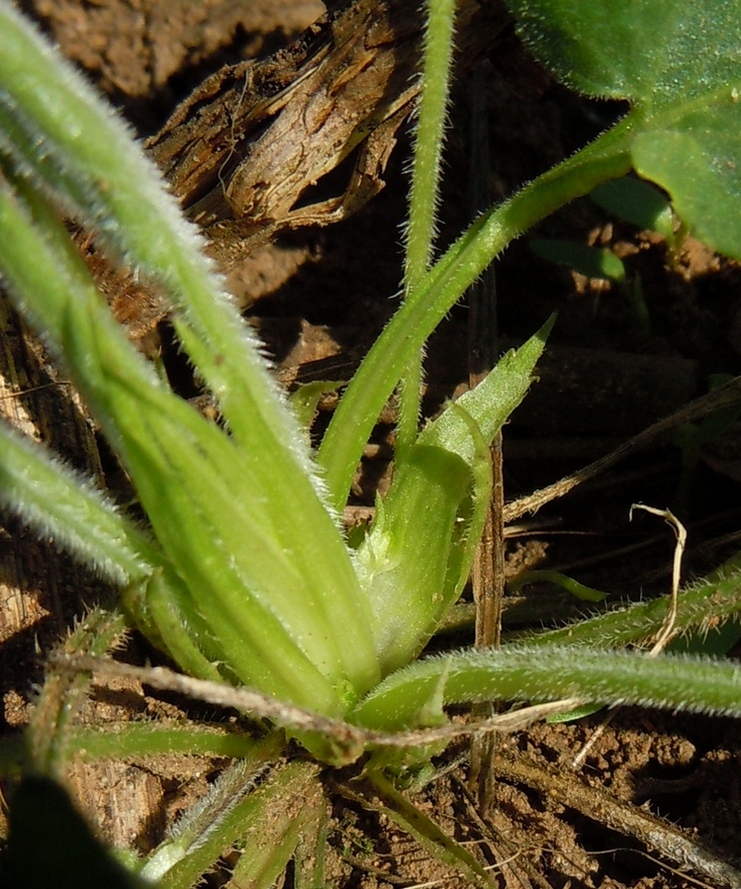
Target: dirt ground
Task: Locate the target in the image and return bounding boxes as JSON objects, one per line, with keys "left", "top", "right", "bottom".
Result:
{"left": 3, "top": 1, "right": 741, "bottom": 887}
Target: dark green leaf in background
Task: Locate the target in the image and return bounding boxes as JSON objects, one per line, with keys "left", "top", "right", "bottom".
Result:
{"left": 0, "top": 776, "right": 151, "bottom": 889}
{"left": 505, "top": 1, "right": 740, "bottom": 108}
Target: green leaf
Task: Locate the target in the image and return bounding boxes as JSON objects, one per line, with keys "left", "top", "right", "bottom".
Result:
{"left": 355, "top": 325, "right": 549, "bottom": 675}
{"left": 365, "top": 771, "right": 492, "bottom": 888}
{"left": 318, "top": 131, "right": 632, "bottom": 509}
{"left": 631, "top": 96, "right": 741, "bottom": 258}
{"left": 507, "top": 0, "right": 741, "bottom": 258}
{"left": 0, "top": 422, "right": 157, "bottom": 586}
{"left": 228, "top": 776, "right": 327, "bottom": 889}
{"left": 288, "top": 380, "right": 345, "bottom": 433}
{"left": 0, "top": 176, "right": 372, "bottom": 712}
{"left": 505, "top": 1, "right": 740, "bottom": 110}
{"left": 405, "top": 0, "right": 456, "bottom": 283}
{"left": 352, "top": 644, "right": 741, "bottom": 731}
{"left": 0, "top": 776, "right": 150, "bottom": 889}
{"left": 508, "top": 570, "right": 607, "bottom": 603}
{"left": 417, "top": 319, "right": 553, "bottom": 460}
{"left": 355, "top": 445, "right": 477, "bottom": 675}
{"left": 0, "top": 6, "right": 383, "bottom": 703}
{"left": 590, "top": 176, "right": 675, "bottom": 241}
{"left": 526, "top": 547, "right": 741, "bottom": 650}
{"left": 530, "top": 238, "right": 626, "bottom": 283}
{"left": 145, "top": 755, "right": 315, "bottom": 889}
{"left": 0, "top": 5, "right": 384, "bottom": 710}
{"left": 396, "top": 0, "right": 458, "bottom": 459}
{"left": 64, "top": 723, "right": 260, "bottom": 762}
{"left": 0, "top": 2, "right": 334, "bottom": 491}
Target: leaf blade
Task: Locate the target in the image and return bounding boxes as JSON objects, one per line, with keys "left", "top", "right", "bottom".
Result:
{"left": 353, "top": 644, "right": 741, "bottom": 731}
{"left": 505, "top": 0, "right": 740, "bottom": 109}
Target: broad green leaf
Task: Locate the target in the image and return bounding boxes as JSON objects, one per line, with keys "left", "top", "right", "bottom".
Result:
{"left": 505, "top": 1, "right": 740, "bottom": 110}
{"left": 631, "top": 96, "right": 741, "bottom": 258}
{"left": 506, "top": 0, "right": 741, "bottom": 258}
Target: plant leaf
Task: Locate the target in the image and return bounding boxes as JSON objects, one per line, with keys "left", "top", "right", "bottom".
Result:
{"left": 528, "top": 546, "right": 741, "bottom": 649}
{"left": 364, "top": 771, "right": 492, "bottom": 887}
{"left": 352, "top": 644, "right": 741, "bottom": 731}
{"left": 508, "top": 569, "right": 607, "bottom": 603}
{"left": 355, "top": 325, "right": 549, "bottom": 675}
{"left": 0, "top": 168, "right": 383, "bottom": 716}
{"left": 0, "top": 3, "right": 315, "bottom": 471}
{"left": 505, "top": 1, "right": 740, "bottom": 109}
{"left": 355, "top": 444, "right": 477, "bottom": 676}
{"left": 0, "top": 776, "right": 151, "bottom": 889}
{"left": 506, "top": 0, "right": 741, "bottom": 258}
{"left": 0, "top": 3, "right": 386, "bottom": 708}
{"left": 631, "top": 96, "right": 741, "bottom": 258}
{"left": 0, "top": 422, "right": 157, "bottom": 586}
{"left": 65, "top": 722, "right": 260, "bottom": 762}
{"left": 531, "top": 238, "right": 625, "bottom": 283}
{"left": 317, "top": 118, "right": 629, "bottom": 510}
{"left": 141, "top": 739, "right": 293, "bottom": 889}
{"left": 590, "top": 176, "right": 675, "bottom": 241}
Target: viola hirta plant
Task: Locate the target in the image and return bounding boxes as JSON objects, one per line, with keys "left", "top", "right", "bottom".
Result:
{"left": 2, "top": 0, "right": 741, "bottom": 886}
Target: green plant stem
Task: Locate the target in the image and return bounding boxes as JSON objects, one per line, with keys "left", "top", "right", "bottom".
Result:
{"left": 319, "top": 120, "right": 634, "bottom": 511}
{"left": 397, "top": 0, "right": 457, "bottom": 462}
{"left": 405, "top": 0, "right": 455, "bottom": 283}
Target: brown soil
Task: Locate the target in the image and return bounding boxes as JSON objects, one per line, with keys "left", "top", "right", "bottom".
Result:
{"left": 3, "top": 2, "right": 741, "bottom": 888}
